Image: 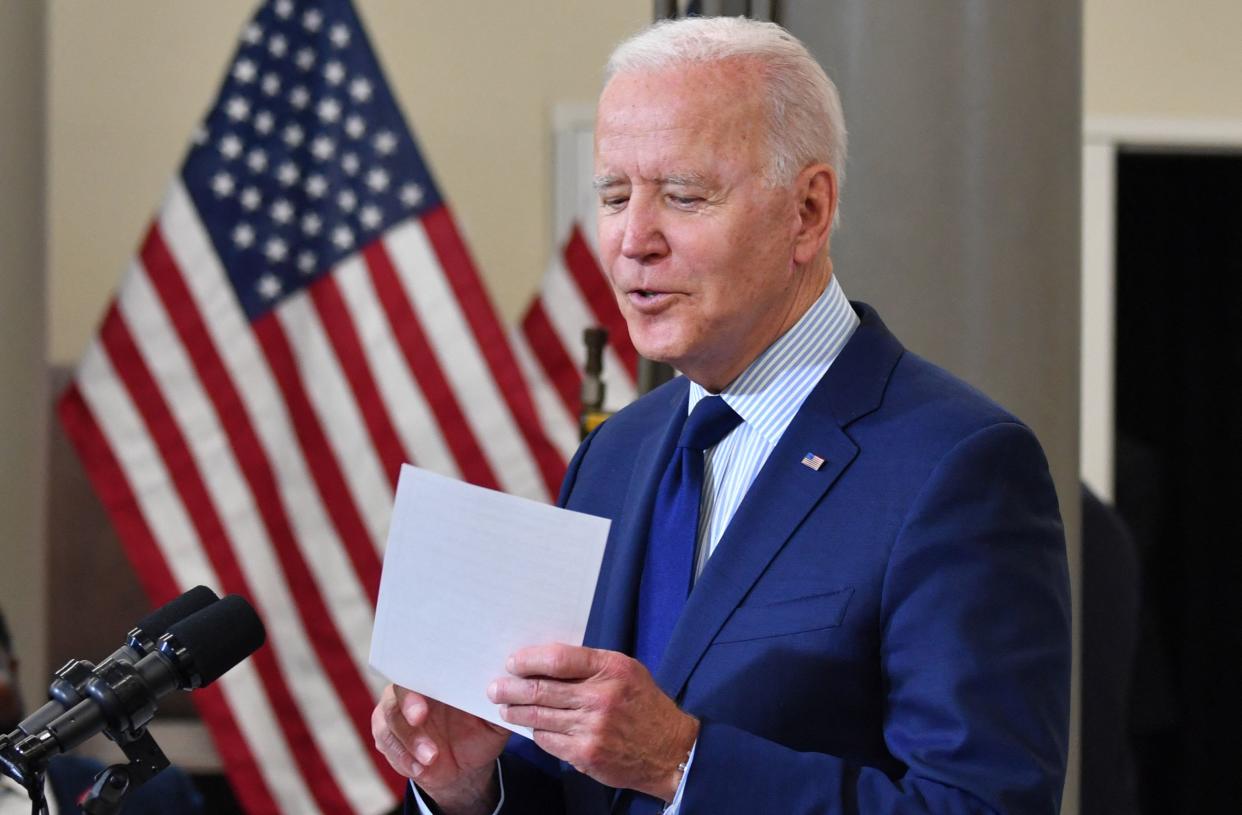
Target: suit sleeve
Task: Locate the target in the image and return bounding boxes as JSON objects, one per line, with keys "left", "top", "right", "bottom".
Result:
{"left": 681, "top": 421, "right": 1072, "bottom": 814}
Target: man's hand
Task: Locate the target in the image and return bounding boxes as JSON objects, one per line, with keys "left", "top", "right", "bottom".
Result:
{"left": 489, "top": 645, "right": 699, "bottom": 802}
{"left": 372, "top": 684, "right": 509, "bottom": 815}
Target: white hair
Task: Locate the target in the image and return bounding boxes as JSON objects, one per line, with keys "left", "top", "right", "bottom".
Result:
{"left": 605, "top": 16, "right": 847, "bottom": 198}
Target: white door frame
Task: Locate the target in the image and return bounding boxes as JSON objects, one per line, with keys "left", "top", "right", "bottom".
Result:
{"left": 1080, "top": 116, "right": 1242, "bottom": 502}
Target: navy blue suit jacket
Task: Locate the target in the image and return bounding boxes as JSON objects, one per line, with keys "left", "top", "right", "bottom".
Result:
{"left": 416, "top": 303, "right": 1071, "bottom": 814}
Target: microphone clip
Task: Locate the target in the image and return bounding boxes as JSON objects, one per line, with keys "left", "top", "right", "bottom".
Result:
{"left": 82, "top": 728, "right": 170, "bottom": 815}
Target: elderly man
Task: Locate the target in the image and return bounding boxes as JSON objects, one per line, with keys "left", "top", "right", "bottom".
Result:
{"left": 374, "top": 16, "right": 1070, "bottom": 815}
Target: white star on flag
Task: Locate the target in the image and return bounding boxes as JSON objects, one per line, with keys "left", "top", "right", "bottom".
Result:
{"left": 348, "top": 77, "right": 372, "bottom": 102}
{"left": 263, "top": 237, "right": 288, "bottom": 262}
{"left": 225, "top": 96, "right": 250, "bottom": 122}
{"left": 373, "top": 130, "right": 397, "bottom": 155}
{"left": 282, "top": 123, "right": 304, "bottom": 147}
{"left": 231, "top": 222, "right": 255, "bottom": 248}
{"left": 317, "top": 97, "right": 342, "bottom": 123}
{"left": 341, "top": 152, "right": 360, "bottom": 175}
{"left": 302, "top": 8, "right": 323, "bottom": 32}
{"left": 337, "top": 189, "right": 357, "bottom": 212}
{"left": 241, "top": 22, "right": 262, "bottom": 45}
{"left": 232, "top": 59, "right": 257, "bottom": 83}
{"left": 359, "top": 204, "right": 382, "bottom": 230}
{"left": 210, "top": 172, "right": 235, "bottom": 197}
{"left": 310, "top": 136, "right": 335, "bottom": 161}
{"left": 329, "top": 23, "right": 350, "bottom": 47}
{"left": 256, "top": 272, "right": 282, "bottom": 299}
{"left": 305, "top": 174, "right": 328, "bottom": 198}
{"left": 270, "top": 198, "right": 294, "bottom": 224}
{"left": 254, "top": 110, "right": 275, "bottom": 134}
{"left": 324, "top": 60, "right": 346, "bottom": 85}
{"left": 399, "top": 183, "right": 424, "bottom": 208}
{"left": 301, "top": 212, "right": 322, "bottom": 235}
{"left": 268, "top": 33, "right": 288, "bottom": 57}
{"left": 276, "top": 162, "right": 299, "bottom": 186}
{"left": 345, "top": 115, "right": 366, "bottom": 139}
{"left": 289, "top": 85, "right": 310, "bottom": 109}
{"left": 295, "top": 47, "right": 316, "bottom": 71}
{"left": 261, "top": 73, "right": 281, "bottom": 97}
{"left": 297, "top": 250, "right": 316, "bottom": 274}
{"left": 366, "top": 167, "right": 390, "bottom": 192}
{"left": 246, "top": 148, "right": 268, "bottom": 173}
{"left": 240, "top": 186, "right": 261, "bottom": 211}
{"left": 219, "top": 133, "right": 243, "bottom": 158}
{"left": 330, "top": 224, "right": 353, "bottom": 249}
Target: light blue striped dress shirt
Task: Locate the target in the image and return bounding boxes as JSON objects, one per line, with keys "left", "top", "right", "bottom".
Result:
{"left": 687, "top": 274, "right": 859, "bottom": 583}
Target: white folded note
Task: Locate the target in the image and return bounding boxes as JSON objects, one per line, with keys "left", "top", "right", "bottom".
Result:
{"left": 369, "top": 464, "right": 611, "bottom": 737}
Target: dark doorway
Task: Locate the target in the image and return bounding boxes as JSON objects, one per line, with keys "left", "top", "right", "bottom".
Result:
{"left": 1114, "top": 151, "right": 1242, "bottom": 814}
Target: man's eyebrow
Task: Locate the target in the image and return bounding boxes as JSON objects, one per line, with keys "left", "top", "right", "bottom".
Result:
{"left": 662, "top": 172, "right": 711, "bottom": 188}
{"left": 592, "top": 173, "right": 713, "bottom": 190}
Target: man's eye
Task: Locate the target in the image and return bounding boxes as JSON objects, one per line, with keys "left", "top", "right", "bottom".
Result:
{"left": 669, "top": 195, "right": 702, "bottom": 207}
{"left": 601, "top": 196, "right": 628, "bottom": 209}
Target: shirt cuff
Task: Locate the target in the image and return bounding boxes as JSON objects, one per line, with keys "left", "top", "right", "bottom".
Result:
{"left": 661, "top": 738, "right": 696, "bottom": 815}
{"left": 409, "top": 758, "right": 505, "bottom": 815}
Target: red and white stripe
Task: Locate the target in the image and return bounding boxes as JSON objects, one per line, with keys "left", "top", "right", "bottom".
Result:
{"left": 513, "top": 224, "right": 639, "bottom": 461}
{"left": 58, "top": 180, "right": 569, "bottom": 814}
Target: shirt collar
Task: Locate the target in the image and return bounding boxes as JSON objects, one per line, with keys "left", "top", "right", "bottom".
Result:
{"left": 688, "top": 274, "right": 859, "bottom": 447}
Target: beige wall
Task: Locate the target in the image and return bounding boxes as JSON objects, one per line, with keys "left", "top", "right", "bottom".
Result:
{"left": 1085, "top": 0, "right": 1242, "bottom": 118}
{"left": 1, "top": 1, "right": 49, "bottom": 703}
{"left": 47, "top": 0, "right": 649, "bottom": 365}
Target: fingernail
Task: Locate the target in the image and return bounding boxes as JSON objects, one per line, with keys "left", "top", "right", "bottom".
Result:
{"left": 415, "top": 743, "right": 436, "bottom": 764}
{"left": 410, "top": 761, "right": 423, "bottom": 778}
{"left": 506, "top": 655, "right": 515, "bottom": 672}
{"left": 486, "top": 681, "right": 498, "bottom": 701}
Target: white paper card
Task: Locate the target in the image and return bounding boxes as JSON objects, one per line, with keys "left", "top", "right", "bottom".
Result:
{"left": 370, "top": 464, "right": 611, "bottom": 737}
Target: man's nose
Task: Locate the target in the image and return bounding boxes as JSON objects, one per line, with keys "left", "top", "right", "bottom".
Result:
{"left": 619, "top": 196, "right": 669, "bottom": 263}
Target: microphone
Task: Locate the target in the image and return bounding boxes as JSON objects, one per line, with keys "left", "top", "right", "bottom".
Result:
{"left": 3, "top": 595, "right": 265, "bottom": 772}
{"left": 16, "top": 586, "right": 220, "bottom": 737}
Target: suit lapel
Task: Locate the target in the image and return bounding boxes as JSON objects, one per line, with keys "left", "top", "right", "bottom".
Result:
{"left": 653, "top": 383, "right": 857, "bottom": 697}
{"left": 654, "top": 303, "right": 905, "bottom": 699}
{"left": 585, "top": 383, "right": 689, "bottom": 656}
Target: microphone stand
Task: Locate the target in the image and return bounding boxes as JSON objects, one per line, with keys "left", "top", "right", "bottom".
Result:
{"left": 0, "top": 671, "right": 171, "bottom": 815}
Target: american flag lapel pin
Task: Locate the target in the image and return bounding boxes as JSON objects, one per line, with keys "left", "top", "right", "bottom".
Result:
{"left": 800, "top": 452, "right": 825, "bottom": 471}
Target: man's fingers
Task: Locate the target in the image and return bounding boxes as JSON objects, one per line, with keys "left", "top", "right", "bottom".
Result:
{"left": 373, "top": 717, "right": 417, "bottom": 778}
{"left": 508, "top": 643, "right": 604, "bottom": 679}
{"left": 500, "top": 703, "right": 579, "bottom": 734}
{"left": 396, "top": 686, "right": 430, "bottom": 726}
{"left": 489, "top": 675, "right": 581, "bottom": 709}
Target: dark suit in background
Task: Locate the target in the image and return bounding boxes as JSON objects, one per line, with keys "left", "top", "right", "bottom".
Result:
{"left": 46, "top": 754, "right": 203, "bottom": 815}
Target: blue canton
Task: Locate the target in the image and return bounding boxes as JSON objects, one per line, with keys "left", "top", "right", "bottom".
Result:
{"left": 182, "top": 0, "right": 442, "bottom": 320}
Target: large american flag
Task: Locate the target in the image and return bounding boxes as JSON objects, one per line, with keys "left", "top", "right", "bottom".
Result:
{"left": 55, "top": 1, "right": 581, "bottom": 812}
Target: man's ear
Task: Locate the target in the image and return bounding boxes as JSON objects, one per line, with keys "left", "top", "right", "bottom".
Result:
{"left": 792, "top": 164, "right": 836, "bottom": 266}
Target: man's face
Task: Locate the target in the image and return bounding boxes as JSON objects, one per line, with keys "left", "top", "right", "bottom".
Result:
{"left": 594, "top": 61, "right": 817, "bottom": 390}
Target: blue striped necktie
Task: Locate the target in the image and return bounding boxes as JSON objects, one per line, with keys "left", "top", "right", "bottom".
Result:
{"left": 634, "top": 395, "right": 743, "bottom": 673}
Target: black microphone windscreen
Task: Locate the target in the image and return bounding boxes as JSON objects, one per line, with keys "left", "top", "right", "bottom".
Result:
{"left": 166, "top": 595, "right": 266, "bottom": 686}
{"left": 135, "top": 586, "right": 220, "bottom": 639}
